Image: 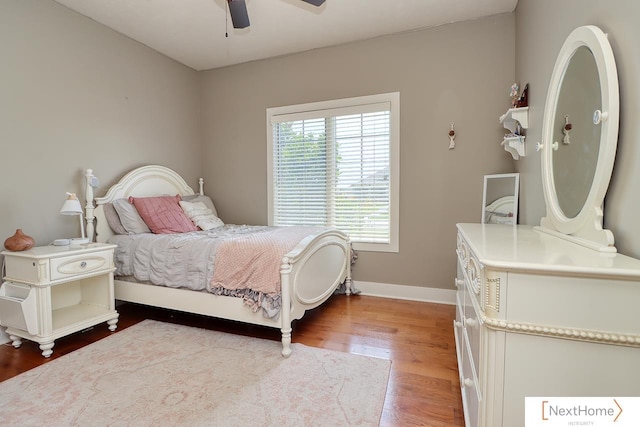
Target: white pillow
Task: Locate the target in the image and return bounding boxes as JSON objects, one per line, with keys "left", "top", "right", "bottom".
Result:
{"left": 112, "top": 198, "right": 150, "bottom": 234}
{"left": 179, "top": 201, "right": 224, "bottom": 230}
{"left": 181, "top": 195, "right": 218, "bottom": 217}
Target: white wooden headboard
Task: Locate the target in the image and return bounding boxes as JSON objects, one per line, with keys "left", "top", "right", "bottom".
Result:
{"left": 85, "top": 165, "right": 204, "bottom": 242}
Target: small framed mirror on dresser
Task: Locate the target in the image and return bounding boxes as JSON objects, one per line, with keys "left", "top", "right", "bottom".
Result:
{"left": 454, "top": 26, "right": 640, "bottom": 427}
{"left": 481, "top": 173, "right": 519, "bottom": 225}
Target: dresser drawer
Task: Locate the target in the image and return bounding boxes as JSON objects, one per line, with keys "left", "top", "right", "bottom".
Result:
{"left": 50, "top": 250, "right": 113, "bottom": 281}
{"left": 454, "top": 299, "right": 464, "bottom": 374}
{"left": 457, "top": 232, "right": 483, "bottom": 306}
{"left": 464, "top": 286, "right": 482, "bottom": 387}
{"left": 456, "top": 263, "right": 465, "bottom": 309}
{"left": 465, "top": 252, "right": 483, "bottom": 300}
{"left": 461, "top": 334, "right": 480, "bottom": 427}
{"left": 457, "top": 232, "right": 469, "bottom": 266}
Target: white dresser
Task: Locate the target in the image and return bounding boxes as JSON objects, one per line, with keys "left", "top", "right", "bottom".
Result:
{"left": 454, "top": 223, "right": 640, "bottom": 426}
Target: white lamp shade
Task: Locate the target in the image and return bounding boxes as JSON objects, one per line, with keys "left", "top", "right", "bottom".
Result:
{"left": 60, "top": 193, "right": 88, "bottom": 244}
{"left": 60, "top": 194, "right": 82, "bottom": 215}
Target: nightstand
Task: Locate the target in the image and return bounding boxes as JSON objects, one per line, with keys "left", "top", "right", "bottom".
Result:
{"left": 0, "top": 243, "right": 119, "bottom": 357}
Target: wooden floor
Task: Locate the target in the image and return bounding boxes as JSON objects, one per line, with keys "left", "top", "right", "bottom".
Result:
{"left": 0, "top": 295, "right": 464, "bottom": 426}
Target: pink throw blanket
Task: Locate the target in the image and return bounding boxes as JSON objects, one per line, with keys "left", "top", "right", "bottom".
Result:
{"left": 211, "top": 226, "right": 322, "bottom": 298}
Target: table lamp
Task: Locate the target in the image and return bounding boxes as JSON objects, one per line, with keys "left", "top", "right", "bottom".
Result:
{"left": 59, "top": 192, "right": 90, "bottom": 245}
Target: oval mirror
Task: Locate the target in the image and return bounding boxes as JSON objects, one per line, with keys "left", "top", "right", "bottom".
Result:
{"left": 538, "top": 26, "right": 619, "bottom": 252}
{"left": 552, "top": 46, "right": 601, "bottom": 218}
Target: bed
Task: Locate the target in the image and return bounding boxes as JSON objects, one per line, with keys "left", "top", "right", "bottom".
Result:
{"left": 83, "top": 165, "right": 352, "bottom": 357}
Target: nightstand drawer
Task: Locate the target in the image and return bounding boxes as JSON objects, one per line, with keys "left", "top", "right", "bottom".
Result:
{"left": 4, "top": 257, "right": 40, "bottom": 284}
{"left": 50, "top": 250, "right": 113, "bottom": 281}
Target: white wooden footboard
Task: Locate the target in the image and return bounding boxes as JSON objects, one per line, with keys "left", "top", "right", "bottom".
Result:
{"left": 84, "top": 165, "right": 351, "bottom": 357}
{"left": 280, "top": 229, "right": 351, "bottom": 356}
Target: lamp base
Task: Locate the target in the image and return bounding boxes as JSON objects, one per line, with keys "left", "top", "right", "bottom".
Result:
{"left": 70, "top": 237, "right": 90, "bottom": 245}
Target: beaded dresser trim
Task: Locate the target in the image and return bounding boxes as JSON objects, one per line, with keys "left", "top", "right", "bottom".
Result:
{"left": 483, "top": 317, "right": 640, "bottom": 347}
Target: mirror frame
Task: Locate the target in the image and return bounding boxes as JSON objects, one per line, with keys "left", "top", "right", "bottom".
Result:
{"left": 482, "top": 173, "right": 519, "bottom": 225}
{"left": 538, "top": 25, "right": 619, "bottom": 252}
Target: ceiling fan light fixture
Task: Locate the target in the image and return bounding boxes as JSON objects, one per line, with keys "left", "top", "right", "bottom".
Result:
{"left": 227, "top": 0, "right": 249, "bottom": 29}
{"left": 226, "top": 0, "right": 325, "bottom": 31}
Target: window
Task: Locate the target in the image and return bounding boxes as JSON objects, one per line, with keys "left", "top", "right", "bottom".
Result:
{"left": 267, "top": 93, "right": 399, "bottom": 252}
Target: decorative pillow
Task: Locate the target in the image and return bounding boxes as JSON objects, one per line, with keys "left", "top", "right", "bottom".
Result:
{"left": 179, "top": 201, "right": 225, "bottom": 231}
{"left": 112, "top": 198, "right": 150, "bottom": 234}
{"left": 129, "top": 195, "right": 198, "bottom": 234}
{"left": 181, "top": 194, "right": 218, "bottom": 217}
{"left": 103, "top": 202, "right": 128, "bottom": 235}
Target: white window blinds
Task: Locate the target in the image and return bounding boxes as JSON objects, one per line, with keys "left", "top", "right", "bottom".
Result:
{"left": 268, "top": 94, "right": 398, "bottom": 252}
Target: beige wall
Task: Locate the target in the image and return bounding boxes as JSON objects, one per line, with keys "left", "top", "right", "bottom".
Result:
{"left": 515, "top": 0, "right": 640, "bottom": 258}
{"left": 1, "top": 2, "right": 517, "bottom": 292}
{"left": 0, "top": 0, "right": 202, "bottom": 247}
{"left": 3, "top": 1, "right": 638, "bottom": 299}
{"left": 200, "top": 14, "right": 516, "bottom": 289}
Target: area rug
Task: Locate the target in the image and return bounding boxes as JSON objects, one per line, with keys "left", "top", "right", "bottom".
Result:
{"left": 0, "top": 320, "right": 390, "bottom": 426}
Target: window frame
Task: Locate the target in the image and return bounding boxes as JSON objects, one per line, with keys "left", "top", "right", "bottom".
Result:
{"left": 267, "top": 92, "right": 399, "bottom": 253}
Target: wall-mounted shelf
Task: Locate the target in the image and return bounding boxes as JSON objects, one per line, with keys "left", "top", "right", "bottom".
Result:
{"left": 501, "top": 135, "right": 526, "bottom": 160}
{"left": 500, "top": 107, "right": 529, "bottom": 132}
{"left": 499, "top": 107, "right": 529, "bottom": 159}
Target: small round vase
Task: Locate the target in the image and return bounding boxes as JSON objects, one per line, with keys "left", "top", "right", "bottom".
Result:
{"left": 4, "top": 229, "right": 35, "bottom": 251}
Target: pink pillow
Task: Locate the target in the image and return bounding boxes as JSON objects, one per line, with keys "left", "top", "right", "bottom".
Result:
{"left": 129, "top": 195, "right": 198, "bottom": 234}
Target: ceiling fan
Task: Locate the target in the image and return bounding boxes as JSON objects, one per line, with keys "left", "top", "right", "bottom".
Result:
{"left": 227, "top": 0, "right": 326, "bottom": 29}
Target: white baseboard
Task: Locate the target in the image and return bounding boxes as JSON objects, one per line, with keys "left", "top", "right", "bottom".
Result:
{"left": 352, "top": 281, "right": 456, "bottom": 305}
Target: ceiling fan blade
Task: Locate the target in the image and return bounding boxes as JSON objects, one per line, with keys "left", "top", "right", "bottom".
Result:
{"left": 301, "top": 0, "right": 326, "bottom": 6}
{"left": 227, "top": 0, "right": 250, "bottom": 29}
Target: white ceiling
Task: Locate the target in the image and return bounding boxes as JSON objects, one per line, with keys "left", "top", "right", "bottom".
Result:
{"left": 53, "top": 0, "right": 518, "bottom": 71}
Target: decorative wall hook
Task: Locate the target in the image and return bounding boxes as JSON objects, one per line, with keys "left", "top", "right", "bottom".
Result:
{"left": 562, "top": 115, "right": 572, "bottom": 145}
{"left": 448, "top": 123, "right": 456, "bottom": 149}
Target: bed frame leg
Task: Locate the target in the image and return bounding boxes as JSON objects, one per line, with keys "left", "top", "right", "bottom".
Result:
{"left": 345, "top": 240, "right": 353, "bottom": 296}
{"left": 281, "top": 330, "right": 292, "bottom": 358}
{"left": 280, "top": 257, "right": 293, "bottom": 357}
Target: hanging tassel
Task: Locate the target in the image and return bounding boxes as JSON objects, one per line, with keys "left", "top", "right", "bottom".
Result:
{"left": 448, "top": 123, "right": 456, "bottom": 149}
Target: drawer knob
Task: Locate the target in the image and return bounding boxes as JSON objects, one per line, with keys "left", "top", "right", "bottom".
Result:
{"left": 80, "top": 261, "right": 87, "bottom": 268}
{"left": 454, "top": 321, "right": 462, "bottom": 328}
{"left": 463, "top": 378, "right": 474, "bottom": 388}
{"left": 455, "top": 278, "right": 464, "bottom": 288}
